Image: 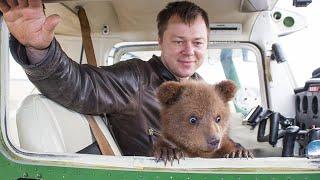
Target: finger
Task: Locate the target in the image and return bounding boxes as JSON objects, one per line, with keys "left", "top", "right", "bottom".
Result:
{"left": 17, "top": 0, "right": 27, "bottom": 8}
{"left": 174, "top": 149, "right": 180, "bottom": 159}
{"left": 0, "top": 1, "right": 10, "bottom": 13}
{"left": 238, "top": 150, "right": 243, "bottom": 159}
{"left": 154, "top": 149, "right": 161, "bottom": 162}
{"left": 168, "top": 148, "right": 174, "bottom": 160}
{"left": 231, "top": 152, "right": 236, "bottom": 158}
{"left": 174, "top": 149, "right": 180, "bottom": 164}
{"left": 243, "top": 151, "right": 249, "bottom": 159}
{"left": 7, "top": 0, "right": 18, "bottom": 7}
{"left": 158, "top": 148, "right": 164, "bottom": 163}
{"left": 162, "top": 148, "right": 168, "bottom": 166}
{"left": 43, "top": 14, "right": 60, "bottom": 33}
{"left": 42, "top": 14, "right": 60, "bottom": 46}
{"left": 249, "top": 151, "right": 254, "bottom": 158}
{"left": 168, "top": 149, "right": 174, "bottom": 166}
{"left": 28, "top": 0, "right": 41, "bottom": 8}
{"left": 181, "top": 151, "right": 185, "bottom": 160}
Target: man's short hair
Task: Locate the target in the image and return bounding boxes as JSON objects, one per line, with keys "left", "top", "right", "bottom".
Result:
{"left": 157, "top": 1, "right": 209, "bottom": 39}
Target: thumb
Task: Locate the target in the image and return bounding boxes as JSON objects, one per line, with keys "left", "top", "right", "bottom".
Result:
{"left": 43, "top": 14, "right": 61, "bottom": 33}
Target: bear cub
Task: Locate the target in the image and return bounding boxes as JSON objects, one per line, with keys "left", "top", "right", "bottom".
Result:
{"left": 153, "top": 80, "right": 253, "bottom": 164}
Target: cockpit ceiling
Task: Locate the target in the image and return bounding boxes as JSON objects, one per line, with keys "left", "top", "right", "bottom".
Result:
{"left": 43, "top": 0, "right": 278, "bottom": 41}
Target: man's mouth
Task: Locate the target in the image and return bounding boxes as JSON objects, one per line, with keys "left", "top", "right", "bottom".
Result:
{"left": 178, "top": 60, "right": 195, "bottom": 66}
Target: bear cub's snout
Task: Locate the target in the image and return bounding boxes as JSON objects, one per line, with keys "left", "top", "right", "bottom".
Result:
{"left": 207, "top": 136, "right": 220, "bottom": 149}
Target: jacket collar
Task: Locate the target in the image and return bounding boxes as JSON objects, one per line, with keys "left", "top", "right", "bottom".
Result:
{"left": 149, "top": 55, "right": 202, "bottom": 82}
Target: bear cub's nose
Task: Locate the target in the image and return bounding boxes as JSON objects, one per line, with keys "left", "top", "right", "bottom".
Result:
{"left": 207, "top": 137, "right": 220, "bottom": 149}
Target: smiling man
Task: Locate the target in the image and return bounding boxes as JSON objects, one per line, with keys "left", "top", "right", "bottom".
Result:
{"left": 158, "top": 13, "right": 208, "bottom": 81}
{"left": 0, "top": 0, "right": 209, "bottom": 156}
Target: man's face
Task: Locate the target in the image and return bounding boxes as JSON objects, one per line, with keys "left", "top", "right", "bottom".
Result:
{"left": 159, "top": 15, "right": 208, "bottom": 80}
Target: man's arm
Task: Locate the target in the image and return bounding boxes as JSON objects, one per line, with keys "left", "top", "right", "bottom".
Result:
{"left": 3, "top": 1, "right": 141, "bottom": 115}
{"left": 26, "top": 47, "right": 48, "bottom": 64}
{"left": 11, "top": 36, "right": 141, "bottom": 115}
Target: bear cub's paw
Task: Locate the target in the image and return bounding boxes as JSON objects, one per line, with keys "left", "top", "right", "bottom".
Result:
{"left": 224, "top": 143, "right": 254, "bottom": 159}
{"left": 153, "top": 138, "right": 185, "bottom": 166}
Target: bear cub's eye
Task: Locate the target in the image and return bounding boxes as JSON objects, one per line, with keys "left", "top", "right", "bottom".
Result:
{"left": 215, "top": 115, "right": 221, "bottom": 123}
{"left": 189, "top": 116, "right": 198, "bottom": 125}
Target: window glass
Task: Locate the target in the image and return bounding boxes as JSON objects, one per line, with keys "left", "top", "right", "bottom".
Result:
{"left": 276, "top": 1, "right": 320, "bottom": 87}
{"left": 7, "top": 41, "right": 262, "bottom": 154}
{"left": 198, "top": 48, "right": 261, "bottom": 114}
{"left": 119, "top": 46, "right": 261, "bottom": 115}
{"left": 8, "top": 54, "right": 36, "bottom": 147}
{"left": 120, "top": 50, "right": 161, "bottom": 61}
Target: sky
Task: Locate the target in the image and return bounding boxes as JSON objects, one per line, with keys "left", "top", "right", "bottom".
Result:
{"left": 276, "top": 0, "right": 320, "bottom": 87}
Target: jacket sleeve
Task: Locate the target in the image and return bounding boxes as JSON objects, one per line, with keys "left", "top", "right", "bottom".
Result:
{"left": 10, "top": 36, "right": 141, "bottom": 115}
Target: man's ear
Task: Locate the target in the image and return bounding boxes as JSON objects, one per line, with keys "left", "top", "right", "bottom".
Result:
{"left": 157, "top": 81, "right": 184, "bottom": 106}
{"left": 214, "top": 80, "right": 237, "bottom": 102}
{"left": 158, "top": 37, "right": 163, "bottom": 50}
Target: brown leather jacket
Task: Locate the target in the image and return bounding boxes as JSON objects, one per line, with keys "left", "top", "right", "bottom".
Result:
{"left": 10, "top": 37, "right": 202, "bottom": 156}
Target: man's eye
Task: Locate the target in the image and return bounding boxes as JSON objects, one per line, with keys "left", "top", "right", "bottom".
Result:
{"left": 189, "top": 116, "right": 198, "bottom": 125}
{"left": 174, "top": 41, "right": 183, "bottom": 45}
{"left": 194, "top": 41, "right": 203, "bottom": 46}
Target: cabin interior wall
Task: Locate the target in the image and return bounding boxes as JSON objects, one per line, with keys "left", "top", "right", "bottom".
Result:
{"left": 55, "top": 35, "right": 122, "bottom": 66}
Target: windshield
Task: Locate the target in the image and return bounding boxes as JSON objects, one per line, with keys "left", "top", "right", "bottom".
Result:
{"left": 276, "top": 0, "right": 320, "bottom": 87}
{"left": 117, "top": 43, "right": 264, "bottom": 115}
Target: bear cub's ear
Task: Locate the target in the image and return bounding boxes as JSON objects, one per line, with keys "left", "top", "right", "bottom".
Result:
{"left": 157, "top": 81, "right": 184, "bottom": 106}
{"left": 214, "top": 80, "right": 237, "bottom": 102}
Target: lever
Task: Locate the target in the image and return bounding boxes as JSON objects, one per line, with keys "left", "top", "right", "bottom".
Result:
{"left": 282, "top": 126, "right": 299, "bottom": 157}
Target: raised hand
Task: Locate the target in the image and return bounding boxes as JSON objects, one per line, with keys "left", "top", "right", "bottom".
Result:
{"left": 0, "top": 0, "right": 60, "bottom": 49}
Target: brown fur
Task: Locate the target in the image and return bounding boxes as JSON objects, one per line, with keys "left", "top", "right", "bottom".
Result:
{"left": 155, "top": 80, "right": 249, "bottom": 158}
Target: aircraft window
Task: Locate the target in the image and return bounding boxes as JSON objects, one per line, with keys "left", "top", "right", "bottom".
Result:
{"left": 8, "top": 54, "right": 36, "bottom": 148}
{"left": 6, "top": 36, "right": 95, "bottom": 152}
{"left": 5, "top": 40, "right": 273, "bottom": 167}
{"left": 0, "top": 1, "right": 320, "bottom": 174}
{"left": 119, "top": 45, "right": 262, "bottom": 115}
{"left": 198, "top": 48, "right": 261, "bottom": 115}
{"left": 120, "top": 50, "right": 161, "bottom": 61}
{"left": 276, "top": 0, "right": 320, "bottom": 87}
{"left": 115, "top": 44, "right": 275, "bottom": 158}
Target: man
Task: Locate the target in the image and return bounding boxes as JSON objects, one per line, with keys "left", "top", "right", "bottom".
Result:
{"left": 0, "top": 0, "right": 209, "bottom": 156}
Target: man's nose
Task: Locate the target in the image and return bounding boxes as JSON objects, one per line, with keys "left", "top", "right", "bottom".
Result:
{"left": 182, "top": 42, "right": 195, "bottom": 56}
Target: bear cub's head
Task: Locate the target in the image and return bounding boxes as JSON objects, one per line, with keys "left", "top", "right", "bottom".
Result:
{"left": 157, "top": 80, "right": 237, "bottom": 155}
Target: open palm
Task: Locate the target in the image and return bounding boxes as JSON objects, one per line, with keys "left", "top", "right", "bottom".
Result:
{"left": 0, "top": 0, "right": 60, "bottom": 49}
